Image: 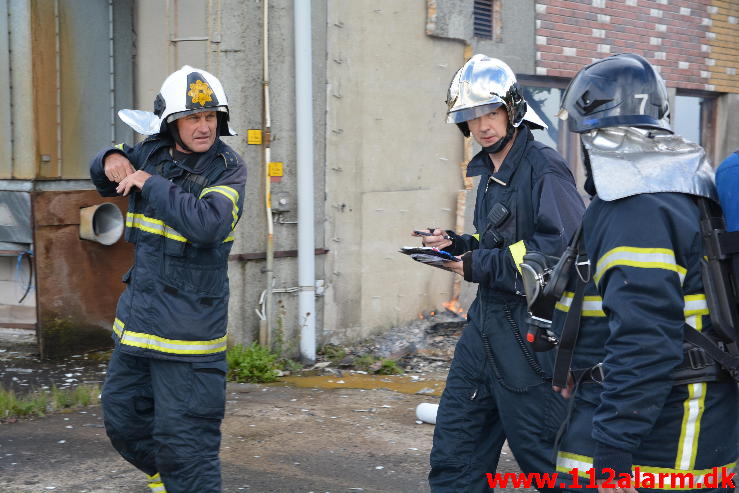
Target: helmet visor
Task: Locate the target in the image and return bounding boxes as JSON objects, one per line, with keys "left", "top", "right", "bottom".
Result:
{"left": 447, "top": 102, "right": 503, "bottom": 124}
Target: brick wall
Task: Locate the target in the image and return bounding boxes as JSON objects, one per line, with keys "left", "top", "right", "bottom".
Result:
{"left": 535, "top": 0, "right": 739, "bottom": 93}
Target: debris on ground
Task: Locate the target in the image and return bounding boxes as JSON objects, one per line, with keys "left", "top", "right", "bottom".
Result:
{"left": 316, "top": 310, "right": 465, "bottom": 376}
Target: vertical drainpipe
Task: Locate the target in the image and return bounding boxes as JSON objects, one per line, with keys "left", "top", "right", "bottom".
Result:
{"left": 262, "top": 0, "right": 274, "bottom": 347}
{"left": 294, "top": 0, "right": 316, "bottom": 363}
{"left": 9, "top": 0, "right": 36, "bottom": 179}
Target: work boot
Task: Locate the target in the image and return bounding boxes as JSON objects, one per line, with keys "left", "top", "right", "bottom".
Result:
{"left": 147, "top": 472, "right": 167, "bottom": 493}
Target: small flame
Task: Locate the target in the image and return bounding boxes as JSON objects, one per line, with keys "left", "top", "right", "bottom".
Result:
{"left": 442, "top": 299, "right": 466, "bottom": 317}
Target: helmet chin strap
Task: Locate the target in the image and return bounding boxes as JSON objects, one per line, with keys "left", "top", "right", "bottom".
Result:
{"left": 482, "top": 124, "right": 515, "bottom": 154}
{"left": 166, "top": 118, "right": 221, "bottom": 154}
{"left": 167, "top": 121, "right": 194, "bottom": 153}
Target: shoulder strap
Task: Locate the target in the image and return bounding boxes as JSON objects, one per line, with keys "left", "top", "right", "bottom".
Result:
{"left": 551, "top": 226, "right": 587, "bottom": 388}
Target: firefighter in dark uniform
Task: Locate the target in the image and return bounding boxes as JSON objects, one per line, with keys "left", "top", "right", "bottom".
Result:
{"left": 419, "top": 54, "right": 584, "bottom": 492}
{"left": 90, "top": 65, "right": 246, "bottom": 493}
{"left": 551, "top": 53, "right": 738, "bottom": 492}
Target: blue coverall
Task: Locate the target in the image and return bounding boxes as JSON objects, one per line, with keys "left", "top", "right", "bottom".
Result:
{"left": 90, "top": 135, "right": 246, "bottom": 493}
{"left": 429, "top": 125, "right": 584, "bottom": 492}
{"left": 551, "top": 192, "right": 738, "bottom": 492}
{"left": 716, "top": 151, "right": 739, "bottom": 232}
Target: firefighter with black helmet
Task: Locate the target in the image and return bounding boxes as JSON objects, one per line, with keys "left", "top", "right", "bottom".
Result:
{"left": 552, "top": 53, "right": 738, "bottom": 492}
{"left": 418, "top": 54, "right": 585, "bottom": 492}
{"left": 90, "top": 65, "right": 246, "bottom": 493}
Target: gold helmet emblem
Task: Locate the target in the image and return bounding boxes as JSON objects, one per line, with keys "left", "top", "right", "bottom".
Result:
{"left": 188, "top": 79, "right": 214, "bottom": 106}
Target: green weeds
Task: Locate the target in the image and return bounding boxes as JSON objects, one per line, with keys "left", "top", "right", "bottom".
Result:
{"left": 0, "top": 384, "right": 100, "bottom": 421}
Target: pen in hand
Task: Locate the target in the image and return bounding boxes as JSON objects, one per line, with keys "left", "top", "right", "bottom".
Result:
{"left": 413, "top": 229, "right": 451, "bottom": 240}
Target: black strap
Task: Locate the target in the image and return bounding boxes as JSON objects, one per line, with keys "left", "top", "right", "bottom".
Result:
{"left": 552, "top": 277, "right": 586, "bottom": 388}
{"left": 683, "top": 326, "right": 739, "bottom": 379}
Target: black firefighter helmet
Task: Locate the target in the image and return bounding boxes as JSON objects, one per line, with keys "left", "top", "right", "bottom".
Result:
{"left": 559, "top": 53, "right": 671, "bottom": 134}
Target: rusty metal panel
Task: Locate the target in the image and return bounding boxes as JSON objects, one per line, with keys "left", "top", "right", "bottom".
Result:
{"left": 32, "top": 190, "right": 132, "bottom": 359}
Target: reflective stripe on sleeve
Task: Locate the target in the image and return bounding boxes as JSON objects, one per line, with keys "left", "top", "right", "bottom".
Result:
{"left": 200, "top": 185, "right": 240, "bottom": 230}
{"left": 555, "top": 293, "right": 708, "bottom": 321}
{"left": 554, "top": 292, "right": 606, "bottom": 317}
{"left": 594, "top": 246, "right": 686, "bottom": 285}
{"left": 472, "top": 233, "right": 480, "bottom": 242}
{"left": 508, "top": 240, "right": 526, "bottom": 275}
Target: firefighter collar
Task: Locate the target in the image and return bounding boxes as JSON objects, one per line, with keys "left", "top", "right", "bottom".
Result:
{"left": 582, "top": 126, "right": 716, "bottom": 202}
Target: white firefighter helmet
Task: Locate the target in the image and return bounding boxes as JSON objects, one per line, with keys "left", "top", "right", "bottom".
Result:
{"left": 446, "top": 54, "right": 546, "bottom": 136}
{"left": 118, "top": 65, "right": 237, "bottom": 136}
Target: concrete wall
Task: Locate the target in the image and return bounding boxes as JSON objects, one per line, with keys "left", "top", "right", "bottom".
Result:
{"left": 717, "top": 93, "right": 739, "bottom": 164}
{"left": 322, "top": 0, "right": 466, "bottom": 342}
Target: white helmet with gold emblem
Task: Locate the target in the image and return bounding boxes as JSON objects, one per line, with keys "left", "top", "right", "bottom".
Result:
{"left": 118, "top": 65, "right": 236, "bottom": 136}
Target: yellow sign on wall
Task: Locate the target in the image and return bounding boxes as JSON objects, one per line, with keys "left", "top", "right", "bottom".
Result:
{"left": 247, "top": 129, "right": 262, "bottom": 145}
{"left": 269, "top": 162, "right": 283, "bottom": 177}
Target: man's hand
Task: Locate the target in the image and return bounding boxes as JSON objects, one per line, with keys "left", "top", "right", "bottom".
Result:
{"left": 412, "top": 228, "right": 452, "bottom": 249}
{"left": 442, "top": 260, "right": 464, "bottom": 276}
{"left": 104, "top": 153, "right": 136, "bottom": 183}
{"left": 553, "top": 372, "right": 575, "bottom": 399}
{"left": 116, "top": 170, "right": 152, "bottom": 196}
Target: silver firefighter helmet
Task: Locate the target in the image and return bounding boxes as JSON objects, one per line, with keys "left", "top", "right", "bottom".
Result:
{"left": 446, "top": 54, "right": 546, "bottom": 136}
{"left": 118, "top": 65, "right": 237, "bottom": 136}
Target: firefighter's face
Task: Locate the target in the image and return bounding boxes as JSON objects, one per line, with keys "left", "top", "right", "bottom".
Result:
{"left": 176, "top": 111, "right": 218, "bottom": 153}
{"left": 467, "top": 107, "right": 508, "bottom": 148}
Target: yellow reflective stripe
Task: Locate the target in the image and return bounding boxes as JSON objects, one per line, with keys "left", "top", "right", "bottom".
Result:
{"left": 508, "top": 240, "right": 526, "bottom": 275}
{"left": 126, "top": 213, "right": 188, "bottom": 243}
{"left": 113, "top": 318, "right": 124, "bottom": 337}
{"left": 557, "top": 451, "right": 735, "bottom": 490}
{"left": 675, "top": 382, "right": 706, "bottom": 471}
{"left": 472, "top": 233, "right": 480, "bottom": 242}
{"left": 200, "top": 185, "right": 239, "bottom": 202}
{"left": 121, "top": 330, "right": 227, "bottom": 355}
{"left": 594, "top": 247, "right": 686, "bottom": 285}
{"left": 555, "top": 291, "right": 606, "bottom": 317}
{"left": 114, "top": 143, "right": 124, "bottom": 150}
{"left": 683, "top": 294, "right": 709, "bottom": 318}
{"left": 555, "top": 293, "right": 708, "bottom": 320}
{"left": 126, "top": 212, "right": 233, "bottom": 244}
{"left": 200, "top": 185, "right": 240, "bottom": 230}
{"left": 112, "top": 319, "right": 227, "bottom": 355}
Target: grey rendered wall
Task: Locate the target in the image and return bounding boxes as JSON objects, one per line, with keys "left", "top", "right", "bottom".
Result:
{"left": 717, "top": 93, "right": 739, "bottom": 164}
{"left": 427, "top": 0, "right": 536, "bottom": 75}
{"left": 323, "top": 0, "right": 466, "bottom": 341}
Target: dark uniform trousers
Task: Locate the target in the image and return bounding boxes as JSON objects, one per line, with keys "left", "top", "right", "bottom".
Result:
{"left": 102, "top": 350, "right": 227, "bottom": 493}
{"left": 430, "top": 300, "right": 566, "bottom": 493}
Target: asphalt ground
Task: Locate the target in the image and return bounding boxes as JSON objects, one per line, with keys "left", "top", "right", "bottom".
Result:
{"left": 0, "top": 381, "right": 529, "bottom": 493}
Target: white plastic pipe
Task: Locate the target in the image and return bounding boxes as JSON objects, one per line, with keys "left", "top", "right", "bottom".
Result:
{"left": 294, "top": 0, "right": 315, "bottom": 363}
